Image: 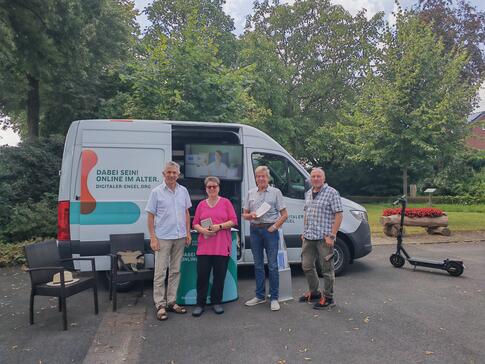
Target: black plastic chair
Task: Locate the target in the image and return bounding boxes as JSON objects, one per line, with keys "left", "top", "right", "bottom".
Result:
{"left": 109, "top": 233, "right": 154, "bottom": 311}
{"left": 24, "top": 239, "right": 98, "bottom": 330}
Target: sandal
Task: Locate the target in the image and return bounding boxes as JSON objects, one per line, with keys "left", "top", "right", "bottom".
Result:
{"left": 156, "top": 306, "right": 168, "bottom": 321}
{"left": 167, "top": 303, "right": 187, "bottom": 314}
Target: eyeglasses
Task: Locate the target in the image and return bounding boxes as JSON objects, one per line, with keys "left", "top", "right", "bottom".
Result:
{"left": 206, "top": 185, "right": 219, "bottom": 189}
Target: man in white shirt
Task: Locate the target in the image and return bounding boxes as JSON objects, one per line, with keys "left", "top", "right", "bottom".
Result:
{"left": 145, "top": 161, "right": 192, "bottom": 320}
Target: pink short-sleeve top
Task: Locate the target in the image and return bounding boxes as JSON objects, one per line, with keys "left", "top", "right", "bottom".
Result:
{"left": 192, "top": 197, "right": 238, "bottom": 256}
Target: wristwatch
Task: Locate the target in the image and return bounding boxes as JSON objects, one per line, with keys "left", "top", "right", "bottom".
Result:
{"left": 327, "top": 234, "right": 336, "bottom": 241}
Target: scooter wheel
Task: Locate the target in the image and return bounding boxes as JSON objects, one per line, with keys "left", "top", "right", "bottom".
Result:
{"left": 390, "top": 254, "right": 405, "bottom": 268}
{"left": 447, "top": 261, "right": 464, "bottom": 277}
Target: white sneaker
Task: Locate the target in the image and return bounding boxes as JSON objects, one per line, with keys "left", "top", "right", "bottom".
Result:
{"left": 271, "top": 300, "right": 280, "bottom": 311}
{"left": 245, "top": 297, "right": 267, "bottom": 306}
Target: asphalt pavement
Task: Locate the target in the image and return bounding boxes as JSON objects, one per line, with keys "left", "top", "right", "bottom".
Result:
{"left": 1, "top": 241, "right": 484, "bottom": 364}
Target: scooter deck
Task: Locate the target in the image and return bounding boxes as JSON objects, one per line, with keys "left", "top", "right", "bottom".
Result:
{"left": 408, "top": 257, "right": 445, "bottom": 265}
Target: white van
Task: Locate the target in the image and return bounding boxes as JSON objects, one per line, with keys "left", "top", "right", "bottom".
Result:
{"left": 57, "top": 119, "right": 372, "bottom": 276}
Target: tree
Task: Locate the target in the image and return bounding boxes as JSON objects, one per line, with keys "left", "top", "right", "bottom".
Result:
{"left": 240, "top": 0, "right": 384, "bottom": 165}
{"left": 352, "top": 12, "right": 479, "bottom": 195}
{"left": 100, "top": 8, "right": 269, "bottom": 124}
{"left": 144, "top": 0, "right": 238, "bottom": 66}
{"left": 414, "top": 0, "right": 485, "bottom": 87}
{"left": 0, "top": 0, "right": 138, "bottom": 140}
{"left": 420, "top": 149, "right": 485, "bottom": 198}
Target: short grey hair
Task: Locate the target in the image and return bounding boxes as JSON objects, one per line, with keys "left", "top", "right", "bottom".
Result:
{"left": 204, "top": 176, "right": 220, "bottom": 186}
{"left": 254, "top": 165, "right": 270, "bottom": 178}
{"left": 311, "top": 167, "right": 325, "bottom": 176}
{"left": 164, "top": 161, "right": 181, "bottom": 173}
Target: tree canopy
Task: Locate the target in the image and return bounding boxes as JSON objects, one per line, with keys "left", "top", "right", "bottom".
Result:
{"left": 352, "top": 10, "right": 479, "bottom": 194}
{"left": 0, "top": 0, "right": 138, "bottom": 139}
{"left": 0, "top": 0, "right": 483, "bottom": 200}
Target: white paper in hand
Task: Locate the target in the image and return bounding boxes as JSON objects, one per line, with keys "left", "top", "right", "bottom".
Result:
{"left": 255, "top": 202, "right": 271, "bottom": 218}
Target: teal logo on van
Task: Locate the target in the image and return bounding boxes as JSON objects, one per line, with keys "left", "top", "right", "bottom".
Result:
{"left": 70, "top": 201, "right": 140, "bottom": 225}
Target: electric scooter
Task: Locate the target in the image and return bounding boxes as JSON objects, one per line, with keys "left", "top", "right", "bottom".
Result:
{"left": 389, "top": 195, "right": 464, "bottom": 276}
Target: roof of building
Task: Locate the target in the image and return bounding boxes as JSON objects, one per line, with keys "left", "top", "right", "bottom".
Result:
{"left": 467, "top": 111, "right": 485, "bottom": 124}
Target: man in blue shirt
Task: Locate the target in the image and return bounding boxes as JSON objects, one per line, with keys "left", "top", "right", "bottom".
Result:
{"left": 146, "top": 161, "right": 192, "bottom": 320}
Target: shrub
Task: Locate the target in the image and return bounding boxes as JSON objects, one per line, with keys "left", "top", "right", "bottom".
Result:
{"left": 348, "top": 195, "right": 485, "bottom": 204}
{"left": 1, "top": 193, "right": 57, "bottom": 242}
{"left": 0, "top": 135, "right": 63, "bottom": 242}
{"left": 0, "top": 238, "right": 50, "bottom": 267}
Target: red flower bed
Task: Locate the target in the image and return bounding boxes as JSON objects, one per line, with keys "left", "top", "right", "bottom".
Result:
{"left": 382, "top": 207, "right": 444, "bottom": 218}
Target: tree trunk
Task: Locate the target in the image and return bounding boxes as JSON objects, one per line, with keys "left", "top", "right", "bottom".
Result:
{"left": 402, "top": 165, "right": 408, "bottom": 197}
{"left": 26, "top": 74, "right": 40, "bottom": 140}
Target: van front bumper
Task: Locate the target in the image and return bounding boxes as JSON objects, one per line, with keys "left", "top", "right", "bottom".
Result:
{"left": 348, "top": 220, "right": 372, "bottom": 259}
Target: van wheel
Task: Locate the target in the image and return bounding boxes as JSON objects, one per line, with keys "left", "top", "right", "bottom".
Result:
{"left": 316, "top": 238, "right": 350, "bottom": 277}
{"left": 104, "top": 271, "right": 136, "bottom": 292}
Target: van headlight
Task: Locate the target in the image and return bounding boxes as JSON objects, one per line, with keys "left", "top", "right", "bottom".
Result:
{"left": 350, "top": 210, "right": 368, "bottom": 222}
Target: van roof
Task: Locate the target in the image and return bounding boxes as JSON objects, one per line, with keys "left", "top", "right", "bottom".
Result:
{"left": 72, "top": 119, "right": 287, "bottom": 153}
{"left": 76, "top": 119, "right": 249, "bottom": 129}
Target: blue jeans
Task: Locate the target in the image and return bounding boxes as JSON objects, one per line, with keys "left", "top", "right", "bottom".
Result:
{"left": 250, "top": 226, "right": 279, "bottom": 300}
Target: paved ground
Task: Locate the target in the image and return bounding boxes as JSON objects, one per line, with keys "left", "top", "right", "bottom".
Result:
{"left": 1, "top": 241, "right": 484, "bottom": 364}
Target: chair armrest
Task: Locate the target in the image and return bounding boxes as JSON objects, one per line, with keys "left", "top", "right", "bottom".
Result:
{"left": 60, "top": 258, "right": 94, "bottom": 262}
{"left": 26, "top": 267, "right": 70, "bottom": 289}
{"left": 26, "top": 266, "right": 65, "bottom": 273}
{"left": 60, "top": 257, "right": 96, "bottom": 274}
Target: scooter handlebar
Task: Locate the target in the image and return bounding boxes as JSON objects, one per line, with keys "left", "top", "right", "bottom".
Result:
{"left": 392, "top": 195, "right": 407, "bottom": 205}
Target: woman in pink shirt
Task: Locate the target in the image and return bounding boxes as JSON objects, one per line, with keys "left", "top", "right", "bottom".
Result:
{"left": 192, "top": 176, "right": 238, "bottom": 317}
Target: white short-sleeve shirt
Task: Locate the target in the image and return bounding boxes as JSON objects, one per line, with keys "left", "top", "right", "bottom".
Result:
{"left": 145, "top": 182, "right": 192, "bottom": 239}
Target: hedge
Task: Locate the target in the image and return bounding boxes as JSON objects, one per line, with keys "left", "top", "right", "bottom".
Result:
{"left": 345, "top": 195, "right": 485, "bottom": 205}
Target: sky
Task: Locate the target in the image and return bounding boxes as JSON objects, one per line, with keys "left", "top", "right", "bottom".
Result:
{"left": 1, "top": 0, "right": 484, "bottom": 146}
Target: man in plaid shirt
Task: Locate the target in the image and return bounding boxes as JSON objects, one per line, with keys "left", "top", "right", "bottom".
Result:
{"left": 301, "top": 168, "right": 343, "bottom": 309}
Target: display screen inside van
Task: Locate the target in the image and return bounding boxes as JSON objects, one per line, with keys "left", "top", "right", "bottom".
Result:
{"left": 185, "top": 144, "right": 243, "bottom": 180}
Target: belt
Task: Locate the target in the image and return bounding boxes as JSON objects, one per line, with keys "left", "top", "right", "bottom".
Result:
{"left": 251, "top": 223, "right": 274, "bottom": 228}
{"left": 304, "top": 238, "right": 323, "bottom": 242}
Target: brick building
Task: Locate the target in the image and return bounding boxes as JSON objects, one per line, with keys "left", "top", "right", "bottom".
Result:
{"left": 466, "top": 111, "right": 485, "bottom": 150}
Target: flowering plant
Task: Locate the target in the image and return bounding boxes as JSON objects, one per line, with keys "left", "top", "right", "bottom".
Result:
{"left": 382, "top": 207, "right": 444, "bottom": 218}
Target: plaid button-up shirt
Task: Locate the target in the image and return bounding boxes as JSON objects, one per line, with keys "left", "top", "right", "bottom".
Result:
{"left": 303, "top": 183, "right": 343, "bottom": 240}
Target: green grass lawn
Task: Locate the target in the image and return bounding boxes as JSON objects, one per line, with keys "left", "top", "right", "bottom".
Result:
{"left": 363, "top": 203, "right": 485, "bottom": 236}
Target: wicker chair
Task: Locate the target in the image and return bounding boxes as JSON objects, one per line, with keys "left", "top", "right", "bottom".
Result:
{"left": 109, "top": 233, "right": 154, "bottom": 311}
{"left": 24, "top": 240, "right": 98, "bottom": 330}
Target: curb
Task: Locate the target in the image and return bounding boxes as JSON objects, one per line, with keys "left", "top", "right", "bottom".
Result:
{"left": 371, "top": 231, "right": 485, "bottom": 246}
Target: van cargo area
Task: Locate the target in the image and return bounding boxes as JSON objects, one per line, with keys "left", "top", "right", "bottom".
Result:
{"left": 171, "top": 125, "right": 243, "bottom": 259}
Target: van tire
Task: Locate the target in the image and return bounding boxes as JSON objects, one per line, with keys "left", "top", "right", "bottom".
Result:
{"left": 316, "top": 238, "right": 350, "bottom": 277}
{"left": 104, "top": 271, "right": 136, "bottom": 292}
